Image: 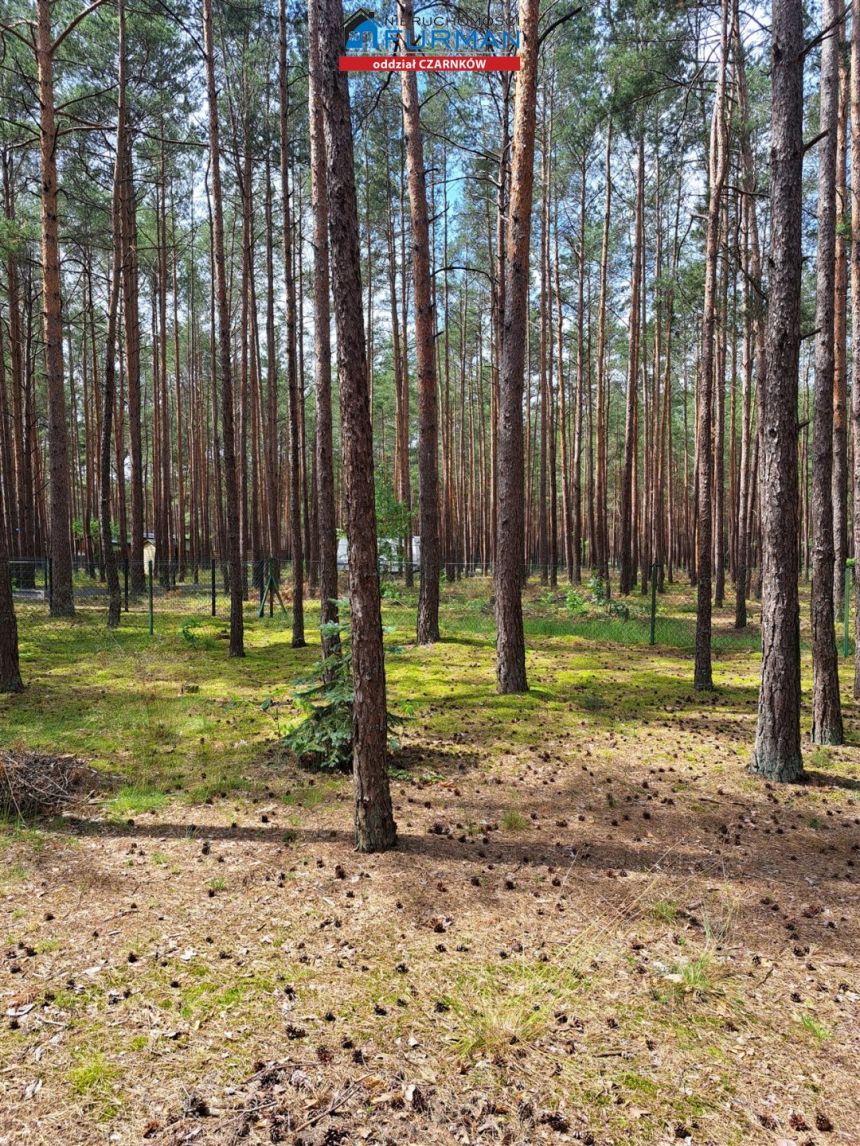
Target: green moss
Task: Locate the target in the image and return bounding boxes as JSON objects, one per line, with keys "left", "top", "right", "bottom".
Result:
{"left": 68, "top": 1050, "right": 123, "bottom": 1118}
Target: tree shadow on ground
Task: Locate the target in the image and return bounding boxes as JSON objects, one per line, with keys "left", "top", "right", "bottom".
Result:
{"left": 802, "top": 768, "right": 860, "bottom": 792}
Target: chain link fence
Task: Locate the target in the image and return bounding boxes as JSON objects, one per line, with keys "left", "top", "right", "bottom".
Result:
{"left": 10, "top": 556, "right": 854, "bottom": 657}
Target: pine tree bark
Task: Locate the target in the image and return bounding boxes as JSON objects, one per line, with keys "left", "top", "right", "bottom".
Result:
{"left": 399, "top": 0, "right": 440, "bottom": 643}
{"left": 619, "top": 137, "right": 644, "bottom": 596}
{"left": 752, "top": 0, "right": 804, "bottom": 780}
{"left": 571, "top": 150, "right": 587, "bottom": 586}
{"left": 495, "top": 0, "right": 539, "bottom": 694}
{"left": 98, "top": 0, "right": 129, "bottom": 630}
{"left": 202, "top": 0, "right": 244, "bottom": 657}
{"left": 308, "top": 0, "right": 340, "bottom": 664}
{"left": 36, "top": 0, "right": 74, "bottom": 616}
{"left": 694, "top": 0, "right": 729, "bottom": 689}
{"left": 595, "top": 122, "right": 612, "bottom": 588}
{"left": 311, "top": 0, "right": 396, "bottom": 851}
{"left": 832, "top": 0, "right": 848, "bottom": 612}
{"left": 733, "top": 13, "right": 764, "bottom": 630}
{"left": 811, "top": 0, "right": 844, "bottom": 745}
{"left": 0, "top": 437, "right": 23, "bottom": 691}
{"left": 264, "top": 155, "right": 281, "bottom": 574}
{"left": 279, "top": 0, "right": 305, "bottom": 648}
{"left": 119, "top": 110, "right": 144, "bottom": 595}
{"left": 2, "top": 152, "right": 35, "bottom": 584}
{"left": 851, "top": 0, "right": 860, "bottom": 697}
{"left": 100, "top": 261, "right": 122, "bottom": 627}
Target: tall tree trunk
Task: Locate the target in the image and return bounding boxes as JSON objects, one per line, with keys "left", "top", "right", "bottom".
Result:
{"left": 851, "top": 0, "right": 860, "bottom": 697}
{"left": 694, "top": 0, "right": 729, "bottom": 689}
{"left": 399, "top": 0, "right": 440, "bottom": 643}
{"left": 119, "top": 102, "right": 145, "bottom": 595}
{"left": 811, "top": 0, "right": 844, "bottom": 745}
{"left": 752, "top": 0, "right": 804, "bottom": 781}
{"left": 538, "top": 117, "right": 550, "bottom": 585}
{"left": 203, "top": 0, "right": 243, "bottom": 657}
{"left": 279, "top": 0, "right": 305, "bottom": 648}
{"left": 311, "top": 0, "right": 396, "bottom": 851}
{"left": 0, "top": 452, "right": 22, "bottom": 691}
{"left": 595, "top": 121, "right": 612, "bottom": 589}
{"left": 571, "top": 150, "right": 587, "bottom": 586}
{"left": 264, "top": 154, "right": 281, "bottom": 575}
{"left": 99, "top": 0, "right": 129, "bottom": 630}
{"left": 619, "top": 137, "right": 644, "bottom": 596}
{"left": 495, "top": 0, "right": 540, "bottom": 694}
{"left": 308, "top": 0, "right": 340, "bottom": 664}
{"left": 157, "top": 152, "right": 172, "bottom": 588}
{"left": 733, "top": 12, "right": 764, "bottom": 630}
{"left": 3, "top": 151, "right": 35, "bottom": 585}
{"left": 833, "top": 0, "right": 848, "bottom": 612}
{"left": 36, "top": 0, "right": 74, "bottom": 616}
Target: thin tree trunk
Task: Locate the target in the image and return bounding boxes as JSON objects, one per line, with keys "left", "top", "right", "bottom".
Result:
{"left": 733, "top": 12, "right": 764, "bottom": 630}
{"left": 399, "top": 0, "right": 440, "bottom": 643}
{"left": 0, "top": 453, "right": 22, "bottom": 690}
{"left": 833, "top": 0, "right": 848, "bottom": 612}
{"left": 694, "top": 0, "right": 729, "bottom": 689}
{"left": 279, "top": 0, "right": 305, "bottom": 647}
{"left": 36, "top": 0, "right": 74, "bottom": 616}
{"left": 495, "top": 0, "right": 540, "bottom": 694}
{"left": 811, "top": 0, "right": 844, "bottom": 745}
{"left": 308, "top": 0, "right": 339, "bottom": 664}
{"left": 752, "top": 0, "right": 804, "bottom": 780}
{"left": 203, "top": 0, "right": 243, "bottom": 657}
{"left": 311, "top": 0, "right": 396, "bottom": 851}
{"left": 620, "top": 137, "right": 644, "bottom": 596}
{"left": 595, "top": 121, "right": 612, "bottom": 589}
{"left": 851, "top": 0, "right": 860, "bottom": 697}
{"left": 119, "top": 101, "right": 144, "bottom": 595}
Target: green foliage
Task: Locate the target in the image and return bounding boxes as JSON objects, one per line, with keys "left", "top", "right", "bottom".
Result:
{"left": 180, "top": 618, "right": 218, "bottom": 650}
{"left": 800, "top": 1013, "right": 832, "bottom": 1041}
{"left": 375, "top": 479, "right": 412, "bottom": 572}
{"left": 565, "top": 588, "right": 589, "bottom": 616}
{"left": 588, "top": 574, "right": 608, "bottom": 606}
{"left": 380, "top": 580, "right": 403, "bottom": 602}
{"left": 283, "top": 619, "right": 403, "bottom": 771}
{"left": 651, "top": 898, "right": 679, "bottom": 924}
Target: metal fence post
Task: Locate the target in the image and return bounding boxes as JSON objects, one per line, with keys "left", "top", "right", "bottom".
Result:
{"left": 148, "top": 560, "right": 154, "bottom": 636}
{"left": 649, "top": 563, "right": 658, "bottom": 646}
{"left": 211, "top": 559, "right": 216, "bottom": 617}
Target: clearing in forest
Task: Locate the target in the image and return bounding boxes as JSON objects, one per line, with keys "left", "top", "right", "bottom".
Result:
{"left": 0, "top": 578, "right": 858, "bottom": 1145}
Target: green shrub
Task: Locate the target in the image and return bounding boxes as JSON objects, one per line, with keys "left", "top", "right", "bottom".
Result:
{"left": 282, "top": 619, "right": 403, "bottom": 771}
{"left": 588, "top": 573, "right": 608, "bottom": 605}
{"left": 565, "top": 588, "right": 588, "bottom": 616}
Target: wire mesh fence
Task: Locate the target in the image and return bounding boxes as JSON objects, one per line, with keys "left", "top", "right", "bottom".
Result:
{"left": 9, "top": 556, "right": 855, "bottom": 658}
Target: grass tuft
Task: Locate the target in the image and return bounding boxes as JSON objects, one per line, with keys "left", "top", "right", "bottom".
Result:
{"left": 500, "top": 809, "right": 529, "bottom": 831}
{"left": 800, "top": 1013, "right": 832, "bottom": 1041}
{"left": 106, "top": 786, "right": 167, "bottom": 818}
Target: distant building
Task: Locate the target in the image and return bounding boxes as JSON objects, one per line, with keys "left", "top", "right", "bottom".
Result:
{"left": 337, "top": 536, "right": 420, "bottom": 573}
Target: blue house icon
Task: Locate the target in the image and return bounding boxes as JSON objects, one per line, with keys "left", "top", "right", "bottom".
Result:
{"left": 345, "top": 16, "right": 380, "bottom": 50}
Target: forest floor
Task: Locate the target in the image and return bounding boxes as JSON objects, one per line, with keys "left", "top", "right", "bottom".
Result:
{"left": 0, "top": 576, "right": 858, "bottom": 1146}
